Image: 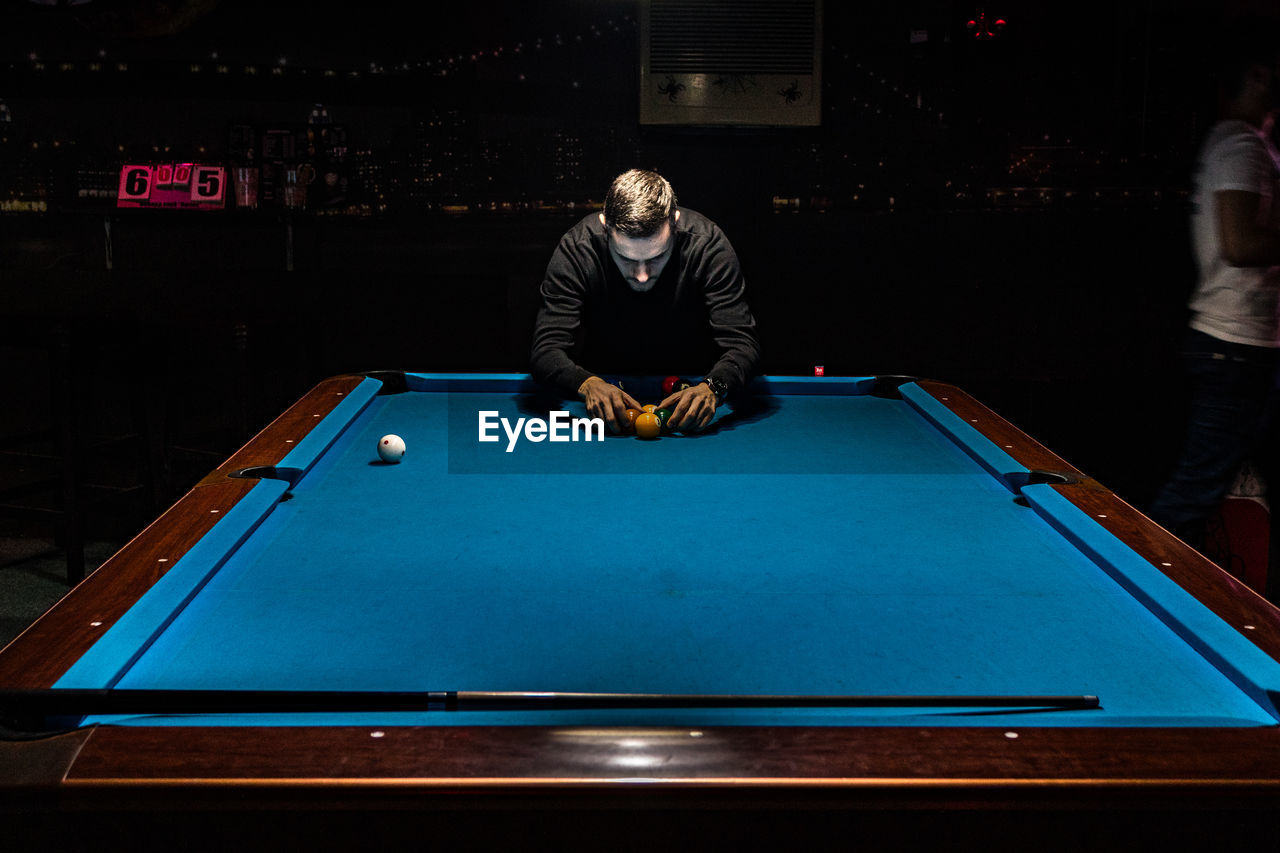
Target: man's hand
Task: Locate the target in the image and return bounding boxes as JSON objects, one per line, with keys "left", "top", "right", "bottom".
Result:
{"left": 579, "top": 376, "right": 643, "bottom": 434}
{"left": 659, "top": 381, "right": 717, "bottom": 432}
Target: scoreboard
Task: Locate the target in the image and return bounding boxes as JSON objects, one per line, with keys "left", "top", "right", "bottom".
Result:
{"left": 117, "top": 163, "right": 226, "bottom": 210}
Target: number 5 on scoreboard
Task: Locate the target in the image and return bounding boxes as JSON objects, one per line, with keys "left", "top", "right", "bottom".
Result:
{"left": 192, "top": 166, "right": 225, "bottom": 203}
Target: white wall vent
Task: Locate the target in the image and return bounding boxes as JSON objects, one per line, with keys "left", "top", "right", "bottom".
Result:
{"left": 639, "top": 0, "right": 823, "bottom": 126}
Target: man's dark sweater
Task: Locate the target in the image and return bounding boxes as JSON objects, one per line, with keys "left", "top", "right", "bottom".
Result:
{"left": 530, "top": 207, "right": 761, "bottom": 397}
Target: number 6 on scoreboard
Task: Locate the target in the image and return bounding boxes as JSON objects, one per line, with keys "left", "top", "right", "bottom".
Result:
{"left": 118, "top": 166, "right": 152, "bottom": 201}
{"left": 192, "top": 166, "right": 225, "bottom": 203}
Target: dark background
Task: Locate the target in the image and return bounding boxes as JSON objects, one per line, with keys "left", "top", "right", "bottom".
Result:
{"left": 1, "top": 0, "right": 1275, "bottom": 553}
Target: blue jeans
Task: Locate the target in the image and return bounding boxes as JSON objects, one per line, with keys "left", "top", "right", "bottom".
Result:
{"left": 1148, "top": 329, "right": 1280, "bottom": 592}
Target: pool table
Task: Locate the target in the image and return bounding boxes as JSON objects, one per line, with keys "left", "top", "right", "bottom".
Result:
{"left": 5, "top": 372, "right": 1280, "bottom": 845}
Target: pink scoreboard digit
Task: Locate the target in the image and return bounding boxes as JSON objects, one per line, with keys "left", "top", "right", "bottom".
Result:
{"left": 117, "top": 164, "right": 226, "bottom": 209}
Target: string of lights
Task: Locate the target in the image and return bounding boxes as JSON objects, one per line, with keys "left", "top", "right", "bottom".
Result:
{"left": 7, "top": 15, "right": 636, "bottom": 86}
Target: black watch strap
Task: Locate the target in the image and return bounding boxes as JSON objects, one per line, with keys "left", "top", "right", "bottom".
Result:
{"left": 703, "top": 376, "right": 728, "bottom": 403}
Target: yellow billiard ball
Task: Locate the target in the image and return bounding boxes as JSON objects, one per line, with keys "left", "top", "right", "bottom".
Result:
{"left": 634, "top": 412, "right": 661, "bottom": 439}
{"left": 642, "top": 404, "right": 658, "bottom": 413}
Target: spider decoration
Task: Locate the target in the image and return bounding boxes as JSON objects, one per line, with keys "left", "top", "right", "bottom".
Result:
{"left": 657, "top": 76, "right": 686, "bottom": 103}
{"left": 966, "top": 8, "right": 1006, "bottom": 40}
{"left": 778, "top": 80, "right": 803, "bottom": 104}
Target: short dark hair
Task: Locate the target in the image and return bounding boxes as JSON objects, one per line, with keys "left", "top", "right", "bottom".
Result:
{"left": 602, "top": 169, "right": 677, "bottom": 238}
{"left": 1212, "top": 15, "right": 1280, "bottom": 100}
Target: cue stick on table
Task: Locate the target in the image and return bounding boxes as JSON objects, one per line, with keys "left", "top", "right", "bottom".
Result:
{"left": 0, "top": 688, "right": 1101, "bottom": 720}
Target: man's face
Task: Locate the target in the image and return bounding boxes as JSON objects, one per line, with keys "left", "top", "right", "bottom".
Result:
{"left": 1271, "top": 58, "right": 1280, "bottom": 111}
{"left": 602, "top": 214, "right": 675, "bottom": 293}
{"left": 1249, "top": 56, "right": 1280, "bottom": 112}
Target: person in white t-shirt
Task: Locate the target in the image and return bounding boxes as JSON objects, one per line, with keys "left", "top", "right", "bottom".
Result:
{"left": 1148, "top": 17, "right": 1280, "bottom": 599}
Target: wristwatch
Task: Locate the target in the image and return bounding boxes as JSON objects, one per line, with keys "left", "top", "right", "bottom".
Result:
{"left": 702, "top": 375, "right": 728, "bottom": 404}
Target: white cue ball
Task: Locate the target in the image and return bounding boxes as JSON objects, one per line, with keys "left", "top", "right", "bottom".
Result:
{"left": 377, "top": 434, "right": 405, "bottom": 463}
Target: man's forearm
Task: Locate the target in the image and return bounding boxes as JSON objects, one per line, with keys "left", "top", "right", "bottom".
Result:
{"left": 1221, "top": 226, "right": 1280, "bottom": 267}
{"left": 1216, "top": 190, "right": 1280, "bottom": 267}
{"left": 531, "top": 346, "right": 594, "bottom": 397}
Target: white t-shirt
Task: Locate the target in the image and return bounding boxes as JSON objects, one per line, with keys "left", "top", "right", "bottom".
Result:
{"left": 1188, "top": 119, "right": 1280, "bottom": 348}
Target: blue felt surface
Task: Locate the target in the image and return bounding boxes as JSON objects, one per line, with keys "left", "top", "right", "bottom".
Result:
{"left": 68, "top": 380, "right": 1280, "bottom": 728}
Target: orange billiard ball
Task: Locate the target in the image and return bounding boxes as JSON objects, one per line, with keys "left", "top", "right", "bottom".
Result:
{"left": 622, "top": 408, "right": 641, "bottom": 432}
{"left": 634, "top": 412, "right": 662, "bottom": 439}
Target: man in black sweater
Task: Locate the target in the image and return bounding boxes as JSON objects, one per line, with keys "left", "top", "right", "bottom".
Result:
{"left": 530, "top": 169, "right": 761, "bottom": 433}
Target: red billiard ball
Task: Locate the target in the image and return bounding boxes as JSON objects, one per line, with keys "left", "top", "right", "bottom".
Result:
{"left": 662, "top": 375, "right": 681, "bottom": 395}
